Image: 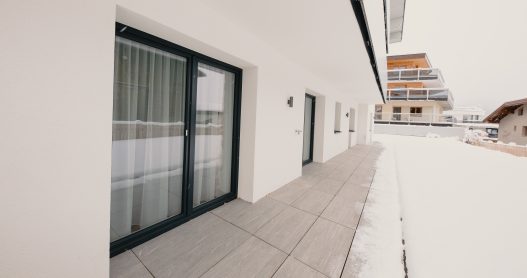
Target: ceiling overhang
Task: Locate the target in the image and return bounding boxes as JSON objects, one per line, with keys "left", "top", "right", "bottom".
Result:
{"left": 389, "top": 0, "right": 406, "bottom": 43}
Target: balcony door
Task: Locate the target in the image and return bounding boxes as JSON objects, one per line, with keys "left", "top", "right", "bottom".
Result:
{"left": 393, "top": 106, "right": 402, "bottom": 121}
{"left": 110, "top": 24, "right": 241, "bottom": 256}
{"left": 302, "top": 94, "right": 316, "bottom": 165}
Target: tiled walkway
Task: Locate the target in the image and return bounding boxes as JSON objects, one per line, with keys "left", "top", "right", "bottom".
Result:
{"left": 111, "top": 144, "right": 382, "bottom": 278}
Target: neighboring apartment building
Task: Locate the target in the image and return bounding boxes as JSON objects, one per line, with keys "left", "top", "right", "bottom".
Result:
{"left": 375, "top": 53, "right": 454, "bottom": 126}
{"left": 484, "top": 98, "right": 527, "bottom": 145}
{"left": 1, "top": 0, "right": 404, "bottom": 277}
{"left": 443, "top": 106, "right": 485, "bottom": 124}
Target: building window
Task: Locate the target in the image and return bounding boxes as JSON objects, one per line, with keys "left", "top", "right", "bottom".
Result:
{"left": 410, "top": 107, "right": 422, "bottom": 116}
{"left": 519, "top": 107, "right": 524, "bottom": 116}
{"left": 334, "top": 102, "right": 342, "bottom": 133}
{"left": 349, "top": 108, "right": 356, "bottom": 131}
{"left": 374, "top": 105, "right": 382, "bottom": 120}
{"left": 392, "top": 106, "right": 402, "bottom": 121}
{"left": 523, "top": 126, "right": 527, "bottom": 137}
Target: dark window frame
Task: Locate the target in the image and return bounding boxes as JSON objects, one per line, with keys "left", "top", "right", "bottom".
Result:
{"left": 410, "top": 107, "right": 423, "bottom": 116}
{"left": 303, "top": 94, "right": 316, "bottom": 165}
{"left": 110, "top": 23, "right": 243, "bottom": 257}
{"left": 334, "top": 102, "right": 342, "bottom": 133}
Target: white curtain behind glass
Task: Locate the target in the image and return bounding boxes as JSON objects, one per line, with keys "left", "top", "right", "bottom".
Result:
{"left": 110, "top": 37, "right": 186, "bottom": 241}
{"left": 193, "top": 63, "right": 234, "bottom": 207}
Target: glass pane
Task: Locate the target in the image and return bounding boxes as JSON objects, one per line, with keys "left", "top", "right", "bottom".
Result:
{"left": 110, "top": 37, "right": 186, "bottom": 241}
{"left": 303, "top": 97, "right": 313, "bottom": 162}
{"left": 387, "top": 71, "right": 399, "bottom": 80}
{"left": 193, "top": 63, "right": 235, "bottom": 207}
{"left": 408, "top": 89, "right": 427, "bottom": 100}
{"left": 400, "top": 69, "right": 419, "bottom": 80}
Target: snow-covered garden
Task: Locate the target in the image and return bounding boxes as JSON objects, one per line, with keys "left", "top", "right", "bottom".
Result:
{"left": 353, "top": 134, "right": 527, "bottom": 277}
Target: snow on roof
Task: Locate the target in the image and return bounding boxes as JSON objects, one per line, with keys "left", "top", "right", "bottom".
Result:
{"left": 484, "top": 98, "right": 527, "bottom": 123}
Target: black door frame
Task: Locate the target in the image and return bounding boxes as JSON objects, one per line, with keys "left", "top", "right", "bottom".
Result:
{"left": 110, "top": 23, "right": 242, "bottom": 257}
{"left": 302, "top": 94, "right": 316, "bottom": 166}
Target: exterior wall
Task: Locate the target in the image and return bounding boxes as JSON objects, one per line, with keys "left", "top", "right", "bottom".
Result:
{"left": 1, "top": 1, "right": 385, "bottom": 277}
{"left": 357, "top": 104, "right": 375, "bottom": 144}
{"left": 498, "top": 104, "right": 527, "bottom": 145}
{"left": 388, "top": 81, "right": 424, "bottom": 89}
{"left": 0, "top": 1, "right": 115, "bottom": 277}
{"left": 114, "top": 0, "right": 384, "bottom": 202}
{"left": 377, "top": 101, "right": 445, "bottom": 121}
{"left": 387, "top": 57, "right": 430, "bottom": 69}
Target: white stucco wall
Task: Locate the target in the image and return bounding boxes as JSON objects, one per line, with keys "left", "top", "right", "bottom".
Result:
{"left": 112, "top": 1, "right": 384, "bottom": 202}
{"left": 357, "top": 104, "right": 375, "bottom": 144}
{"left": 0, "top": 1, "right": 115, "bottom": 277}
{"left": 377, "top": 101, "right": 445, "bottom": 122}
{"left": 498, "top": 104, "right": 527, "bottom": 145}
{"left": 1, "top": 0, "right": 386, "bottom": 277}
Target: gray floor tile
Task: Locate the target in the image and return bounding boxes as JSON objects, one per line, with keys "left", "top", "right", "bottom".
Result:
{"left": 133, "top": 213, "right": 251, "bottom": 278}
{"left": 291, "top": 189, "right": 333, "bottom": 216}
{"left": 328, "top": 168, "right": 353, "bottom": 182}
{"left": 212, "top": 197, "right": 288, "bottom": 233}
{"left": 291, "top": 218, "right": 355, "bottom": 278}
{"left": 110, "top": 251, "right": 152, "bottom": 278}
{"left": 273, "top": 256, "right": 327, "bottom": 278}
{"left": 268, "top": 182, "right": 309, "bottom": 204}
{"left": 321, "top": 185, "right": 369, "bottom": 229}
{"left": 295, "top": 174, "right": 325, "bottom": 187}
{"left": 302, "top": 163, "right": 324, "bottom": 176}
{"left": 311, "top": 178, "right": 345, "bottom": 195}
{"left": 338, "top": 183, "right": 370, "bottom": 201}
{"left": 201, "top": 237, "right": 287, "bottom": 278}
{"left": 111, "top": 145, "right": 379, "bottom": 278}
{"left": 256, "top": 206, "right": 317, "bottom": 253}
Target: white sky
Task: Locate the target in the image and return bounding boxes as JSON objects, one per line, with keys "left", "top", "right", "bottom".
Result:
{"left": 389, "top": 0, "right": 527, "bottom": 115}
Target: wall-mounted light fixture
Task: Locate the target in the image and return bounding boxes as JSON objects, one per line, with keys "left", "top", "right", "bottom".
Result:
{"left": 287, "top": 96, "right": 294, "bottom": 107}
{"left": 345, "top": 112, "right": 349, "bottom": 118}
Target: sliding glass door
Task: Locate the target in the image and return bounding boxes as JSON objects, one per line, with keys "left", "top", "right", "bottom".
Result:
{"left": 111, "top": 36, "right": 187, "bottom": 241}
{"left": 192, "top": 62, "right": 236, "bottom": 208}
{"left": 110, "top": 23, "right": 241, "bottom": 256}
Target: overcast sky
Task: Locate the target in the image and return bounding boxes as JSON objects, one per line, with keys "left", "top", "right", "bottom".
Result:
{"left": 389, "top": 0, "right": 527, "bottom": 114}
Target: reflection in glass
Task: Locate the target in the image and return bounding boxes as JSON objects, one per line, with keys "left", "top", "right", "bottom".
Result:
{"left": 193, "top": 63, "right": 235, "bottom": 207}
{"left": 110, "top": 37, "right": 186, "bottom": 241}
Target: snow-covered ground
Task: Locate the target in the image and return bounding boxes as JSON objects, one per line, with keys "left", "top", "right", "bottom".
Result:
{"left": 346, "top": 143, "right": 406, "bottom": 277}
{"left": 372, "top": 134, "right": 527, "bottom": 278}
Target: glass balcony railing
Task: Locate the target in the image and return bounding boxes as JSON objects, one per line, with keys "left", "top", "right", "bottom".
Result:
{"left": 374, "top": 112, "right": 455, "bottom": 125}
{"left": 386, "top": 88, "right": 454, "bottom": 109}
{"left": 387, "top": 68, "right": 444, "bottom": 82}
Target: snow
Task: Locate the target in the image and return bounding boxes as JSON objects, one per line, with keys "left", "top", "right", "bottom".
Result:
{"left": 372, "top": 134, "right": 527, "bottom": 278}
{"left": 347, "top": 144, "right": 406, "bottom": 277}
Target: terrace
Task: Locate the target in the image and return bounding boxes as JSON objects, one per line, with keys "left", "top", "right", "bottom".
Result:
{"left": 387, "top": 88, "right": 454, "bottom": 109}
{"left": 387, "top": 68, "right": 444, "bottom": 83}
{"left": 374, "top": 112, "right": 454, "bottom": 126}
{"left": 110, "top": 144, "right": 382, "bottom": 278}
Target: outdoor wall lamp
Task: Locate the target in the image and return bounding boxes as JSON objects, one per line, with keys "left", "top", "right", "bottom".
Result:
{"left": 346, "top": 112, "right": 349, "bottom": 117}
{"left": 287, "top": 96, "right": 294, "bottom": 107}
